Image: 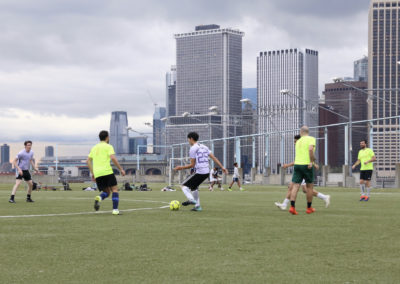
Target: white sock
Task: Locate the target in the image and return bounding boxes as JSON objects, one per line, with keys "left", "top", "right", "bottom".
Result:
{"left": 182, "top": 186, "right": 194, "bottom": 201}
{"left": 317, "top": 192, "right": 327, "bottom": 200}
{"left": 366, "top": 187, "right": 371, "bottom": 197}
{"left": 283, "top": 198, "right": 290, "bottom": 206}
{"left": 192, "top": 190, "right": 200, "bottom": 207}
{"left": 360, "top": 184, "right": 365, "bottom": 195}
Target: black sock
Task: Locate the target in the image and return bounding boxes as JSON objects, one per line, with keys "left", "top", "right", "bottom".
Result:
{"left": 290, "top": 201, "right": 295, "bottom": 207}
{"left": 10, "top": 195, "right": 15, "bottom": 200}
{"left": 307, "top": 202, "right": 312, "bottom": 208}
{"left": 27, "top": 194, "right": 31, "bottom": 199}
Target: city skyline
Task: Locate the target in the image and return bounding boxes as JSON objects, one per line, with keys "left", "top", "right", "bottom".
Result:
{"left": 0, "top": 0, "right": 369, "bottom": 142}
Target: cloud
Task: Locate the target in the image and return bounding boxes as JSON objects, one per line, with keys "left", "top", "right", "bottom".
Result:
{"left": 0, "top": 0, "right": 370, "bottom": 142}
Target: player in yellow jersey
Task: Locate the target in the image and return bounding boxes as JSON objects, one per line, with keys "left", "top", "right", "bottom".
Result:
{"left": 87, "top": 130, "right": 126, "bottom": 215}
{"left": 352, "top": 140, "right": 376, "bottom": 202}
{"left": 289, "top": 126, "right": 316, "bottom": 215}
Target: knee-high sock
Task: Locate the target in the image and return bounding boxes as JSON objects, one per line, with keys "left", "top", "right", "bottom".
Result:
{"left": 100, "top": 191, "right": 109, "bottom": 200}
{"left": 366, "top": 187, "right": 372, "bottom": 197}
{"left": 360, "top": 184, "right": 365, "bottom": 195}
{"left": 192, "top": 190, "right": 200, "bottom": 206}
{"left": 182, "top": 186, "right": 194, "bottom": 201}
{"left": 316, "top": 192, "right": 327, "bottom": 200}
{"left": 112, "top": 192, "right": 119, "bottom": 209}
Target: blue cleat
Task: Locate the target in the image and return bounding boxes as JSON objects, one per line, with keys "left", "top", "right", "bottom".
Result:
{"left": 191, "top": 206, "right": 202, "bottom": 212}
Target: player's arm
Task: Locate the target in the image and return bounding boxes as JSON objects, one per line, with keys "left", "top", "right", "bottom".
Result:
{"left": 30, "top": 158, "right": 40, "bottom": 174}
{"left": 174, "top": 158, "right": 196, "bottom": 171}
{"left": 352, "top": 159, "right": 361, "bottom": 170}
{"left": 364, "top": 155, "right": 376, "bottom": 165}
{"left": 13, "top": 157, "right": 23, "bottom": 175}
{"left": 86, "top": 157, "right": 95, "bottom": 181}
{"left": 110, "top": 154, "right": 125, "bottom": 176}
{"left": 283, "top": 162, "right": 295, "bottom": 169}
{"left": 308, "top": 145, "right": 315, "bottom": 168}
{"left": 209, "top": 153, "right": 228, "bottom": 174}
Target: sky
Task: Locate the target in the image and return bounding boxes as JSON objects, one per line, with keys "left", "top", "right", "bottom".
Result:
{"left": 0, "top": 0, "right": 371, "bottom": 148}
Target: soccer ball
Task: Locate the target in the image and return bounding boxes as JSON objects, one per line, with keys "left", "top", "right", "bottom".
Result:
{"left": 170, "top": 200, "right": 180, "bottom": 211}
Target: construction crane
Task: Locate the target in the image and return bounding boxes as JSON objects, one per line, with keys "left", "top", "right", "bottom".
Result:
{"left": 147, "top": 89, "right": 158, "bottom": 109}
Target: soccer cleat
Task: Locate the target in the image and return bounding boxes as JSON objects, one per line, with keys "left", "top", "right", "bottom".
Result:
{"left": 240, "top": 188, "right": 245, "bottom": 191}
{"left": 359, "top": 196, "right": 365, "bottom": 201}
{"left": 227, "top": 188, "right": 232, "bottom": 192}
{"left": 94, "top": 196, "right": 101, "bottom": 211}
{"left": 306, "top": 207, "right": 316, "bottom": 214}
{"left": 112, "top": 209, "right": 122, "bottom": 215}
{"left": 275, "top": 202, "right": 287, "bottom": 211}
{"left": 182, "top": 200, "right": 196, "bottom": 206}
{"left": 26, "top": 198, "right": 34, "bottom": 203}
{"left": 289, "top": 206, "right": 298, "bottom": 215}
{"left": 9, "top": 199, "right": 16, "bottom": 203}
{"left": 191, "top": 206, "right": 202, "bottom": 212}
{"left": 364, "top": 196, "right": 369, "bottom": 201}
{"left": 324, "top": 195, "right": 331, "bottom": 208}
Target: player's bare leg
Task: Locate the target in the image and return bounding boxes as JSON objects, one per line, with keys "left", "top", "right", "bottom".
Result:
{"left": 289, "top": 183, "right": 301, "bottom": 215}
{"left": 26, "top": 180, "right": 34, "bottom": 202}
{"left": 275, "top": 182, "right": 293, "bottom": 210}
{"left": 302, "top": 185, "right": 330, "bottom": 208}
{"left": 9, "top": 179, "right": 22, "bottom": 203}
{"left": 305, "top": 183, "right": 315, "bottom": 214}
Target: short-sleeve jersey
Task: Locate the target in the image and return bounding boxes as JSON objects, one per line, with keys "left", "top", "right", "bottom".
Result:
{"left": 358, "top": 148, "right": 375, "bottom": 171}
{"left": 16, "top": 150, "right": 34, "bottom": 170}
{"left": 294, "top": 135, "right": 316, "bottom": 165}
{"left": 189, "top": 143, "right": 210, "bottom": 175}
{"left": 88, "top": 142, "right": 116, "bottom": 178}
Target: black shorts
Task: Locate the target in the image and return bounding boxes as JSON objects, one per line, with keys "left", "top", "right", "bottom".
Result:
{"left": 95, "top": 174, "right": 118, "bottom": 191}
{"left": 233, "top": 177, "right": 239, "bottom": 182}
{"left": 360, "top": 170, "right": 373, "bottom": 181}
{"left": 16, "top": 170, "right": 32, "bottom": 181}
{"left": 182, "top": 173, "right": 209, "bottom": 191}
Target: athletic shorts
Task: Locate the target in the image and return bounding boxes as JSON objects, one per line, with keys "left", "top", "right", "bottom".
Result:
{"left": 95, "top": 174, "right": 118, "bottom": 191}
{"left": 183, "top": 173, "right": 209, "bottom": 191}
{"left": 233, "top": 177, "right": 239, "bottom": 182}
{"left": 292, "top": 165, "right": 314, "bottom": 184}
{"left": 360, "top": 170, "right": 373, "bottom": 181}
{"left": 210, "top": 178, "right": 217, "bottom": 183}
{"left": 16, "top": 170, "right": 32, "bottom": 181}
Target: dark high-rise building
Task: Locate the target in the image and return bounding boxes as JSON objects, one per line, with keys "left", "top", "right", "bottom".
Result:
{"left": 1, "top": 144, "right": 10, "bottom": 165}
{"left": 368, "top": 0, "right": 400, "bottom": 178}
{"left": 110, "top": 111, "right": 129, "bottom": 154}
{"left": 129, "top": 137, "right": 147, "bottom": 155}
{"left": 318, "top": 104, "right": 340, "bottom": 167}
{"left": 45, "top": 146, "right": 54, "bottom": 157}
{"left": 354, "top": 56, "right": 368, "bottom": 82}
{"left": 153, "top": 107, "right": 166, "bottom": 154}
{"left": 321, "top": 81, "right": 369, "bottom": 168}
{"left": 166, "top": 65, "right": 176, "bottom": 117}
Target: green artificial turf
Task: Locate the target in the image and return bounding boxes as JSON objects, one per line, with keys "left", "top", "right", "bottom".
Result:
{"left": 0, "top": 184, "right": 399, "bottom": 284}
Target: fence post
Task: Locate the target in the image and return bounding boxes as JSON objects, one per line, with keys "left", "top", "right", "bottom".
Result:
{"left": 252, "top": 136, "right": 256, "bottom": 169}
{"left": 211, "top": 141, "right": 215, "bottom": 168}
{"left": 324, "top": 127, "right": 328, "bottom": 166}
{"left": 223, "top": 139, "right": 227, "bottom": 184}
{"left": 235, "top": 137, "right": 241, "bottom": 166}
{"left": 344, "top": 124, "right": 349, "bottom": 166}
{"left": 264, "top": 134, "right": 269, "bottom": 173}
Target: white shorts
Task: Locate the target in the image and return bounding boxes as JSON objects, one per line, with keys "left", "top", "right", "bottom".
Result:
{"left": 210, "top": 178, "right": 217, "bottom": 183}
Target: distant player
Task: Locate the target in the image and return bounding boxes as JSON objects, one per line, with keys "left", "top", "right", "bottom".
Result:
{"left": 352, "top": 140, "right": 376, "bottom": 201}
{"left": 289, "top": 126, "right": 316, "bottom": 215}
{"left": 228, "top": 162, "right": 244, "bottom": 191}
{"left": 174, "top": 132, "right": 227, "bottom": 211}
{"left": 209, "top": 167, "right": 223, "bottom": 191}
{"left": 87, "top": 130, "right": 126, "bottom": 215}
{"left": 9, "top": 141, "right": 40, "bottom": 203}
{"left": 275, "top": 135, "right": 330, "bottom": 210}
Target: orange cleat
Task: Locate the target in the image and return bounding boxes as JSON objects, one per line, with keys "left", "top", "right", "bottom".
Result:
{"left": 289, "top": 206, "right": 298, "bottom": 215}
{"left": 306, "top": 207, "right": 316, "bottom": 214}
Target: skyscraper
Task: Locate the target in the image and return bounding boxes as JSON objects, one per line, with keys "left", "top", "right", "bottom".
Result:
{"left": 129, "top": 137, "right": 147, "bottom": 154}
{"left": 166, "top": 25, "right": 244, "bottom": 168}
{"left": 109, "top": 111, "right": 129, "bottom": 154}
{"left": 166, "top": 65, "right": 176, "bottom": 117}
{"left": 45, "top": 146, "right": 54, "bottom": 157}
{"left": 257, "top": 48, "right": 319, "bottom": 174}
{"left": 354, "top": 56, "right": 368, "bottom": 82}
{"left": 1, "top": 144, "right": 10, "bottom": 165}
{"left": 368, "top": 0, "right": 400, "bottom": 177}
{"left": 153, "top": 106, "right": 166, "bottom": 154}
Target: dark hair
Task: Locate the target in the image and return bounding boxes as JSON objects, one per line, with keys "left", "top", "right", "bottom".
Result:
{"left": 99, "top": 130, "right": 109, "bottom": 141}
{"left": 360, "top": 139, "right": 368, "bottom": 145}
{"left": 187, "top": 132, "right": 199, "bottom": 141}
{"left": 24, "top": 140, "right": 32, "bottom": 146}
{"left": 233, "top": 162, "right": 238, "bottom": 166}
{"left": 294, "top": 135, "right": 301, "bottom": 140}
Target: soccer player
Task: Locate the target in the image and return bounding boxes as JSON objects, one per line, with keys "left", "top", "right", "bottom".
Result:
{"left": 228, "top": 162, "right": 244, "bottom": 191}
{"left": 87, "top": 130, "right": 126, "bottom": 215}
{"left": 174, "top": 132, "right": 227, "bottom": 211}
{"left": 9, "top": 141, "right": 40, "bottom": 203}
{"left": 275, "top": 135, "right": 330, "bottom": 210}
{"left": 289, "top": 126, "right": 316, "bottom": 215}
{"left": 209, "top": 167, "right": 223, "bottom": 191}
{"left": 352, "top": 140, "right": 376, "bottom": 201}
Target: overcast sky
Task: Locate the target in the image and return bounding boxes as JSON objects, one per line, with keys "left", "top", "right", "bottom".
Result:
{"left": 0, "top": 0, "right": 370, "bottom": 144}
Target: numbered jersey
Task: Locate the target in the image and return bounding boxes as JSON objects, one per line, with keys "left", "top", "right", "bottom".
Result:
{"left": 189, "top": 143, "right": 211, "bottom": 175}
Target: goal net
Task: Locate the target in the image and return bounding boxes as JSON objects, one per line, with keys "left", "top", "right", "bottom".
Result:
{"left": 168, "top": 157, "right": 192, "bottom": 187}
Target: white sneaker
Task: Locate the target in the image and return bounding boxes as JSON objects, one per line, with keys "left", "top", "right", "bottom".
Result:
{"left": 240, "top": 188, "right": 245, "bottom": 191}
{"left": 275, "top": 202, "right": 287, "bottom": 211}
{"left": 220, "top": 188, "right": 224, "bottom": 191}
{"left": 324, "top": 195, "right": 331, "bottom": 208}
{"left": 112, "top": 209, "right": 121, "bottom": 215}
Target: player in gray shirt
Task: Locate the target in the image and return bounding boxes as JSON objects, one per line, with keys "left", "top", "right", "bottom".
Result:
{"left": 9, "top": 141, "right": 40, "bottom": 203}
